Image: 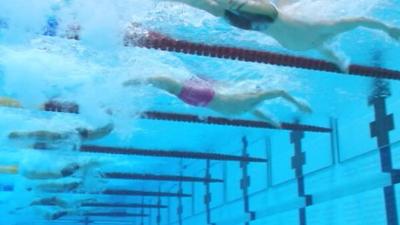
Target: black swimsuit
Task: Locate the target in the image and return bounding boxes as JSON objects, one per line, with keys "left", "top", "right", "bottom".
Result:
{"left": 224, "top": 10, "right": 276, "bottom": 31}
{"left": 60, "top": 163, "right": 80, "bottom": 177}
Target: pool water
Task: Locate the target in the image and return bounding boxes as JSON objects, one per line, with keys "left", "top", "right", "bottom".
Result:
{"left": 0, "top": 0, "right": 400, "bottom": 225}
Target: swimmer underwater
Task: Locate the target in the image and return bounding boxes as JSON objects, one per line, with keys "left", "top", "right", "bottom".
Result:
{"left": 124, "top": 75, "right": 312, "bottom": 128}
{"left": 161, "top": 0, "right": 400, "bottom": 71}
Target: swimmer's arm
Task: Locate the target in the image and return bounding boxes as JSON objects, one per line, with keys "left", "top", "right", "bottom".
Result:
{"left": 8, "top": 131, "right": 69, "bottom": 140}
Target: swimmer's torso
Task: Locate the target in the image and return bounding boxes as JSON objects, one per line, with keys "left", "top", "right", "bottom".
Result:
{"left": 265, "top": 15, "right": 336, "bottom": 51}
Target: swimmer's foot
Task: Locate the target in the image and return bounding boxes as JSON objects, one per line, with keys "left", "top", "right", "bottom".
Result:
{"left": 123, "top": 79, "right": 142, "bottom": 87}
{"left": 336, "top": 59, "right": 350, "bottom": 73}
{"left": 388, "top": 27, "right": 400, "bottom": 41}
{"left": 252, "top": 110, "right": 282, "bottom": 128}
{"left": 268, "top": 119, "right": 282, "bottom": 129}
{"left": 295, "top": 101, "right": 312, "bottom": 114}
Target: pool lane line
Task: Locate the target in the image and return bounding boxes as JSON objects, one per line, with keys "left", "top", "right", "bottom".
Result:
{"left": 103, "top": 172, "right": 223, "bottom": 183}
{"left": 80, "top": 145, "right": 268, "bottom": 163}
{"left": 80, "top": 202, "right": 168, "bottom": 209}
{"left": 83, "top": 212, "right": 148, "bottom": 217}
{"left": 140, "top": 111, "right": 332, "bottom": 133}
{"left": 0, "top": 166, "right": 224, "bottom": 183}
{"left": 4, "top": 18, "right": 400, "bottom": 80}
{"left": 0, "top": 100, "right": 332, "bottom": 133}
{"left": 41, "top": 100, "right": 332, "bottom": 133}
{"left": 124, "top": 28, "right": 400, "bottom": 80}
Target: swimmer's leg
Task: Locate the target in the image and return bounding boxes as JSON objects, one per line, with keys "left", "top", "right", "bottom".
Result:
{"left": 244, "top": 90, "right": 312, "bottom": 113}
{"left": 317, "top": 45, "right": 349, "bottom": 72}
{"left": 328, "top": 17, "right": 400, "bottom": 41}
{"left": 252, "top": 109, "right": 281, "bottom": 128}
{"left": 77, "top": 123, "right": 114, "bottom": 141}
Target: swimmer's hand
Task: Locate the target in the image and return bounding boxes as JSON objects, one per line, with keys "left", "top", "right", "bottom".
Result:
{"left": 388, "top": 27, "right": 400, "bottom": 41}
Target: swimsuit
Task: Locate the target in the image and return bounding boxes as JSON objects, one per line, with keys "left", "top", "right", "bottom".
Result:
{"left": 77, "top": 128, "right": 89, "bottom": 139}
{"left": 60, "top": 163, "right": 80, "bottom": 177}
{"left": 224, "top": 4, "right": 278, "bottom": 31}
{"left": 178, "top": 78, "right": 215, "bottom": 107}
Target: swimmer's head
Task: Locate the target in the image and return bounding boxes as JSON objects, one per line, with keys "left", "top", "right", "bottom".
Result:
{"left": 8, "top": 132, "right": 20, "bottom": 139}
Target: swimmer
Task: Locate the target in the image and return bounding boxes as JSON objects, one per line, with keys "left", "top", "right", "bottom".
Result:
{"left": 28, "top": 179, "right": 83, "bottom": 193}
{"left": 42, "top": 207, "right": 95, "bottom": 220}
{"left": 11, "top": 207, "right": 74, "bottom": 221}
{"left": 1, "top": 97, "right": 113, "bottom": 149}
{"left": 41, "top": 208, "right": 86, "bottom": 220}
{"left": 161, "top": 0, "right": 400, "bottom": 71}
{"left": 124, "top": 76, "right": 311, "bottom": 127}
{"left": 30, "top": 196, "right": 95, "bottom": 207}
{"left": 22, "top": 160, "right": 102, "bottom": 180}
{"left": 0, "top": 97, "right": 79, "bottom": 113}
{"left": 8, "top": 123, "right": 114, "bottom": 150}
{"left": 13, "top": 196, "right": 96, "bottom": 213}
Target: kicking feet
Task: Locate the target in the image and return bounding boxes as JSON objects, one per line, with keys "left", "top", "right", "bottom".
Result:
{"left": 295, "top": 101, "right": 313, "bottom": 114}
{"left": 388, "top": 27, "right": 400, "bottom": 41}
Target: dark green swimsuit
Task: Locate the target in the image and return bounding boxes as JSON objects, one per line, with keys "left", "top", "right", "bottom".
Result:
{"left": 224, "top": 7, "right": 278, "bottom": 31}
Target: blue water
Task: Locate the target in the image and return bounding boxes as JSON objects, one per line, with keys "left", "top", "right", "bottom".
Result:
{"left": 0, "top": 0, "right": 400, "bottom": 225}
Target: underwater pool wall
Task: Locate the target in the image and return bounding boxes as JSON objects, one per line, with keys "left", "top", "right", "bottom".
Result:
{"left": 158, "top": 79, "right": 400, "bottom": 225}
